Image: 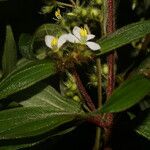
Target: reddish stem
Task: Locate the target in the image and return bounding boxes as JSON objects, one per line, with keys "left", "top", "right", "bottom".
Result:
{"left": 72, "top": 67, "right": 96, "bottom": 111}
{"left": 104, "top": 0, "right": 116, "bottom": 149}
{"left": 106, "top": 0, "right": 116, "bottom": 98}
{"left": 72, "top": 67, "right": 113, "bottom": 129}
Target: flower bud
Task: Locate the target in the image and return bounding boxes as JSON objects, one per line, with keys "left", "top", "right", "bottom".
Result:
{"left": 70, "top": 84, "right": 77, "bottom": 91}
{"left": 95, "top": 0, "right": 102, "bottom": 5}
{"left": 73, "top": 95, "right": 80, "bottom": 102}
{"left": 102, "top": 64, "right": 109, "bottom": 75}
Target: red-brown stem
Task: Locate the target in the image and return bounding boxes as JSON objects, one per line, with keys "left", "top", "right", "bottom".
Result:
{"left": 106, "top": 0, "right": 116, "bottom": 98}
{"left": 71, "top": 67, "right": 96, "bottom": 111}
{"left": 104, "top": 0, "right": 116, "bottom": 149}
{"left": 72, "top": 67, "right": 114, "bottom": 129}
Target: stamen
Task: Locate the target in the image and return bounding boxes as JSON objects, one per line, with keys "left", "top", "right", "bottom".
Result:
{"left": 55, "top": 9, "right": 62, "bottom": 19}
{"left": 80, "top": 28, "right": 88, "bottom": 38}
{"left": 51, "top": 37, "right": 58, "bottom": 47}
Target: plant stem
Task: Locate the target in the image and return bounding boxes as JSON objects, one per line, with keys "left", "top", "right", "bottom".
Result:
{"left": 72, "top": 67, "right": 96, "bottom": 111}
{"left": 106, "top": 0, "right": 116, "bottom": 99}
{"left": 93, "top": 127, "right": 101, "bottom": 150}
{"left": 92, "top": 58, "right": 103, "bottom": 150}
{"left": 103, "top": 0, "right": 116, "bottom": 149}
{"left": 96, "top": 59, "right": 103, "bottom": 109}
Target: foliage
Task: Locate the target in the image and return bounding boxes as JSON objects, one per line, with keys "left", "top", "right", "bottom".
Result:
{"left": 0, "top": 0, "right": 150, "bottom": 149}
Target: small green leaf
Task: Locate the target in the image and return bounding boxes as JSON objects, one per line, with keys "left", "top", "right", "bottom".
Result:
{"left": 100, "top": 74, "right": 150, "bottom": 113}
{"left": 0, "top": 60, "right": 56, "bottom": 100}
{"left": 19, "top": 34, "right": 34, "bottom": 59}
{"left": 33, "top": 24, "right": 66, "bottom": 42}
{"left": 0, "top": 107, "right": 80, "bottom": 140}
{"left": 97, "top": 20, "right": 150, "bottom": 55}
{"left": 135, "top": 110, "right": 150, "bottom": 140}
{"left": 2, "top": 25, "right": 17, "bottom": 75}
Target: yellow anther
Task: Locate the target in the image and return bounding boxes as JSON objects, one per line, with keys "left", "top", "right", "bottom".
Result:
{"left": 51, "top": 37, "right": 58, "bottom": 47}
{"left": 55, "top": 9, "right": 62, "bottom": 19}
{"left": 80, "top": 28, "right": 88, "bottom": 38}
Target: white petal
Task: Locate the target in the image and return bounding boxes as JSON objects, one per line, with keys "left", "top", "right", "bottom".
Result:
{"left": 87, "top": 34, "right": 95, "bottom": 41}
{"left": 45, "top": 35, "right": 54, "bottom": 48}
{"left": 66, "top": 33, "right": 80, "bottom": 43}
{"left": 57, "top": 34, "right": 68, "bottom": 48}
{"left": 72, "top": 26, "right": 81, "bottom": 40}
{"left": 86, "top": 42, "right": 101, "bottom": 51}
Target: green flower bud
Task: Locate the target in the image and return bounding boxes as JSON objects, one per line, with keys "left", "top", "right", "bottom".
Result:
{"left": 95, "top": 0, "right": 102, "bottom": 5}
{"left": 73, "top": 95, "right": 80, "bottom": 102}
{"left": 102, "top": 64, "right": 109, "bottom": 75}
{"left": 81, "top": 9, "right": 87, "bottom": 17}
{"left": 66, "top": 91, "right": 74, "bottom": 97}
{"left": 70, "top": 84, "right": 77, "bottom": 91}
{"left": 90, "top": 74, "right": 97, "bottom": 82}
{"left": 90, "top": 8, "right": 100, "bottom": 17}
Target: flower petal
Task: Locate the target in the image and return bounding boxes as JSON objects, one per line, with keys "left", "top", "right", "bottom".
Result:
{"left": 86, "top": 42, "right": 101, "bottom": 51}
{"left": 45, "top": 35, "right": 54, "bottom": 48}
{"left": 66, "top": 33, "right": 80, "bottom": 43}
{"left": 73, "top": 26, "right": 81, "bottom": 40}
{"left": 87, "top": 34, "right": 95, "bottom": 41}
{"left": 57, "top": 34, "right": 68, "bottom": 48}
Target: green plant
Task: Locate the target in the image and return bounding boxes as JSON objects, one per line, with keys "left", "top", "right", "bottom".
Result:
{"left": 0, "top": 0, "right": 150, "bottom": 149}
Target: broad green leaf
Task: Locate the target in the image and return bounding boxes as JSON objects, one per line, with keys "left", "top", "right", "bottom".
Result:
{"left": 100, "top": 74, "right": 150, "bottom": 113}
{"left": 0, "top": 85, "right": 81, "bottom": 148}
{"left": 33, "top": 24, "right": 66, "bottom": 42}
{"left": 19, "top": 34, "right": 34, "bottom": 59}
{"left": 0, "top": 126, "right": 76, "bottom": 150}
{"left": 20, "top": 85, "right": 82, "bottom": 112}
{"left": 0, "top": 107, "right": 81, "bottom": 140}
{"left": 135, "top": 110, "right": 150, "bottom": 140}
{"left": 0, "top": 60, "right": 56, "bottom": 100}
{"left": 2, "top": 25, "right": 17, "bottom": 75}
{"left": 97, "top": 20, "right": 150, "bottom": 55}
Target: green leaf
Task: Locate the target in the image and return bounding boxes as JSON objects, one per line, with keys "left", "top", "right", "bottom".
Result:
{"left": 0, "top": 60, "right": 56, "bottom": 100}
{"left": 20, "top": 85, "right": 81, "bottom": 112}
{"left": 97, "top": 20, "right": 150, "bottom": 55}
{"left": 0, "top": 85, "right": 82, "bottom": 148}
{"left": 19, "top": 34, "right": 34, "bottom": 59}
{"left": 135, "top": 110, "right": 150, "bottom": 140}
{"left": 0, "top": 127, "right": 76, "bottom": 150}
{"left": 0, "top": 107, "right": 80, "bottom": 140}
{"left": 33, "top": 24, "right": 66, "bottom": 42}
{"left": 100, "top": 74, "right": 150, "bottom": 113}
{"left": 2, "top": 25, "right": 17, "bottom": 75}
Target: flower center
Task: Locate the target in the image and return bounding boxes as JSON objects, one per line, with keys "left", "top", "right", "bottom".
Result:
{"left": 51, "top": 37, "right": 58, "bottom": 47}
{"left": 80, "top": 28, "right": 88, "bottom": 38}
{"left": 55, "top": 9, "right": 62, "bottom": 19}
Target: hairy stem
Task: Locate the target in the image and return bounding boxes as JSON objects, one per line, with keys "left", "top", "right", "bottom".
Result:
{"left": 72, "top": 67, "right": 96, "bottom": 111}
{"left": 103, "top": 0, "right": 116, "bottom": 149}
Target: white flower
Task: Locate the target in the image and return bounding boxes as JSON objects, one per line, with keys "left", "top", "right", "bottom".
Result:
{"left": 45, "top": 34, "right": 68, "bottom": 52}
{"left": 66, "top": 26, "right": 101, "bottom": 51}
